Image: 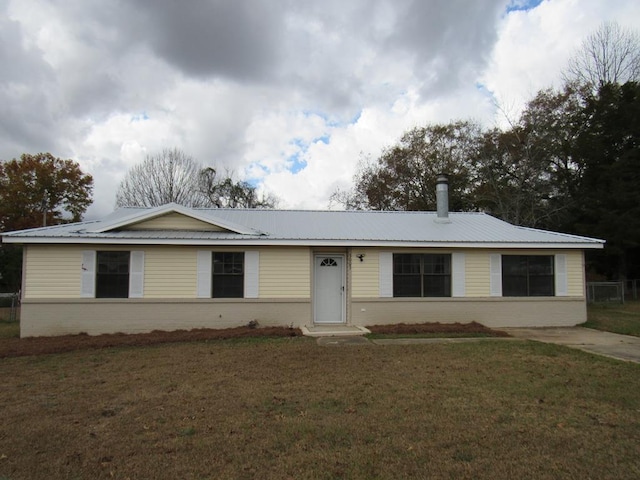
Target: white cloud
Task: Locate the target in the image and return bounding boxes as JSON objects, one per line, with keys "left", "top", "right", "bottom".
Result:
{"left": 483, "top": 0, "right": 640, "bottom": 125}
{"left": 2, "top": 0, "right": 640, "bottom": 219}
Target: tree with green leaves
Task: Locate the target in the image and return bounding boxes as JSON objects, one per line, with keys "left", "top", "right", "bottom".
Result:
{"left": 477, "top": 83, "right": 589, "bottom": 229}
{"left": 332, "top": 121, "right": 483, "bottom": 211}
{"left": 573, "top": 81, "right": 640, "bottom": 279}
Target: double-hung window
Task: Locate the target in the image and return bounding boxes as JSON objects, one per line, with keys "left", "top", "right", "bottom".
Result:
{"left": 393, "top": 254, "right": 451, "bottom": 297}
{"left": 502, "top": 255, "right": 554, "bottom": 296}
{"left": 96, "top": 251, "right": 130, "bottom": 298}
{"left": 212, "top": 252, "right": 244, "bottom": 298}
{"left": 197, "top": 250, "right": 258, "bottom": 299}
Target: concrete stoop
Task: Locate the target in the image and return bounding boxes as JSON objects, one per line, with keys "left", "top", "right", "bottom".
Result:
{"left": 301, "top": 324, "right": 371, "bottom": 337}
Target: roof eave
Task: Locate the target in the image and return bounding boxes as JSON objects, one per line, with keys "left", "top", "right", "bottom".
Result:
{"left": 0, "top": 235, "right": 605, "bottom": 249}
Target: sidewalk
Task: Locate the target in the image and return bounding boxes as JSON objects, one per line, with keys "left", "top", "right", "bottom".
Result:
{"left": 501, "top": 327, "right": 640, "bottom": 363}
{"left": 317, "top": 328, "right": 640, "bottom": 364}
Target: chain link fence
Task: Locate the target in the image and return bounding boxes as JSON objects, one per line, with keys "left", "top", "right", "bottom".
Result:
{"left": 586, "top": 282, "right": 624, "bottom": 304}
{"left": 625, "top": 280, "right": 639, "bottom": 301}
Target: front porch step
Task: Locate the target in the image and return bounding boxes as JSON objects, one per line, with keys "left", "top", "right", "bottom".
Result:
{"left": 301, "top": 325, "right": 371, "bottom": 337}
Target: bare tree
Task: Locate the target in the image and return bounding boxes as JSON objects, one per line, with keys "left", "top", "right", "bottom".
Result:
{"left": 565, "top": 21, "right": 640, "bottom": 90}
{"left": 116, "top": 148, "right": 279, "bottom": 209}
{"left": 116, "top": 148, "right": 208, "bottom": 207}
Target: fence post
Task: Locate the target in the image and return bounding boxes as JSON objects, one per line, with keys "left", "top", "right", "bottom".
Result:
{"left": 585, "top": 282, "right": 625, "bottom": 304}
{"left": 10, "top": 294, "right": 16, "bottom": 322}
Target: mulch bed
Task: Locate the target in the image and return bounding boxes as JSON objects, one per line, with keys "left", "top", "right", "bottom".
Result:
{"left": 0, "top": 321, "right": 508, "bottom": 358}
{"left": 0, "top": 326, "right": 302, "bottom": 358}
{"left": 368, "top": 321, "right": 510, "bottom": 336}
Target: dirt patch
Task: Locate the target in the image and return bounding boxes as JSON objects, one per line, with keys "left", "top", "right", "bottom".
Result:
{"left": 0, "top": 326, "right": 302, "bottom": 358}
{"left": 0, "top": 322, "right": 508, "bottom": 358}
{"left": 368, "top": 321, "right": 510, "bottom": 336}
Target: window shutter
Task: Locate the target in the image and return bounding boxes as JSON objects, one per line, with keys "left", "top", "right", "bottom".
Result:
{"left": 244, "top": 251, "right": 259, "bottom": 298}
{"left": 379, "top": 252, "right": 393, "bottom": 297}
{"left": 129, "top": 251, "right": 145, "bottom": 298}
{"left": 81, "top": 250, "right": 96, "bottom": 298}
{"left": 490, "top": 254, "right": 502, "bottom": 297}
{"left": 452, "top": 252, "right": 466, "bottom": 297}
{"left": 197, "top": 251, "right": 212, "bottom": 298}
{"left": 555, "top": 254, "right": 568, "bottom": 296}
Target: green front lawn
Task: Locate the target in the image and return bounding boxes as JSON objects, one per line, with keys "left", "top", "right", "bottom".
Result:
{"left": 583, "top": 301, "right": 640, "bottom": 336}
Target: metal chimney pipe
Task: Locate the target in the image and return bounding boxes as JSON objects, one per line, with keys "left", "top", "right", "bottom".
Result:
{"left": 435, "top": 174, "right": 451, "bottom": 223}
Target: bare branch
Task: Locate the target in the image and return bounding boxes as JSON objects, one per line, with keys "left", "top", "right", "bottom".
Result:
{"left": 115, "top": 148, "right": 208, "bottom": 208}
{"left": 565, "top": 21, "right": 640, "bottom": 91}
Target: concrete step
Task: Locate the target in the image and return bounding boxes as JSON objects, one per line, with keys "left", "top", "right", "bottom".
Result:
{"left": 301, "top": 324, "right": 371, "bottom": 337}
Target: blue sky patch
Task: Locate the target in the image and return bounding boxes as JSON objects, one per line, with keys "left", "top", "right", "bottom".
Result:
{"left": 314, "top": 134, "right": 330, "bottom": 145}
{"left": 130, "top": 112, "right": 149, "bottom": 123}
{"left": 506, "top": 0, "right": 543, "bottom": 13}
{"left": 288, "top": 138, "right": 309, "bottom": 174}
{"left": 288, "top": 151, "right": 307, "bottom": 174}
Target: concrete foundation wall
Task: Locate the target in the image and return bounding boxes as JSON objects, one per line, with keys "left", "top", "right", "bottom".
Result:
{"left": 351, "top": 297, "right": 587, "bottom": 328}
{"left": 21, "top": 295, "right": 587, "bottom": 337}
{"left": 20, "top": 299, "right": 311, "bottom": 337}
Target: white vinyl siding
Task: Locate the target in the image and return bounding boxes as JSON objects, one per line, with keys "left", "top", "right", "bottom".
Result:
{"left": 23, "top": 246, "right": 85, "bottom": 299}
{"left": 351, "top": 249, "right": 379, "bottom": 297}
{"left": 379, "top": 252, "right": 393, "bottom": 297}
{"left": 244, "top": 251, "right": 259, "bottom": 298}
{"left": 451, "top": 252, "right": 466, "bottom": 297}
{"left": 21, "top": 246, "right": 589, "bottom": 302}
{"left": 464, "top": 251, "right": 490, "bottom": 297}
{"left": 143, "top": 248, "right": 197, "bottom": 298}
{"left": 125, "top": 212, "right": 226, "bottom": 231}
{"left": 567, "top": 251, "right": 584, "bottom": 297}
{"left": 258, "top": 248, "right": 310, "bottom": 298}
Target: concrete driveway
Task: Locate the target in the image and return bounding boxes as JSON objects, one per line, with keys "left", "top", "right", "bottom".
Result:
{"left": 503, "top": 327, "right": 640, "bottom": 363}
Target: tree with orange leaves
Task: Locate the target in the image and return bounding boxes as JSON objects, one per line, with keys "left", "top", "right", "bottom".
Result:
{"left": 0, "top": 152, "right": 93, "bottom": 232}
{"left": 0, "top": 153, "right": 93, "bottom": 291}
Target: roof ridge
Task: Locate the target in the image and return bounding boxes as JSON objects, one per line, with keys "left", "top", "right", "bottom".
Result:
{"left": 194, "top": 208, "right": 485, "bottom": 214}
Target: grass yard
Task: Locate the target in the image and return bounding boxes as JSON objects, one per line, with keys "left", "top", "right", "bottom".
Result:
{"left": 583, "top": 300, "right": 640, "bottom": 337}
{"left": 0, "top": 321, "right": 19, "bottom": 340}
{"left": 1, "top": 337, "right": 639, "bottom": 479}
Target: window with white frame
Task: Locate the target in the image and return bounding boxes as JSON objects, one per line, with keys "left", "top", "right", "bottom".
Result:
{"left": 212, "top": 252, "right": 244, "bottom": 298}
{"left": 502, "top": 255, "right": 555, "bottom": 297}
{"left": 96, "top": 251, "right": 130, "bottom": 298}
{"left": 81, "top": 250, "right": 145, "bottom": 299}
{"left": 393, "top": 253, "right": 452, "bottom": 297}
{"left": 197, "top": 250, "right": 259, "bottom": 299}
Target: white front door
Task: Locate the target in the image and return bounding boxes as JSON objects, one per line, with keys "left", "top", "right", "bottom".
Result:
{"left": 314, "top": 255, "right": 345, "bottom": 324}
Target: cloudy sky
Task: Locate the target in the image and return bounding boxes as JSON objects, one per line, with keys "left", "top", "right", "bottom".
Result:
{"left": 2, "top": 0, "right": 639, "bottom": 219}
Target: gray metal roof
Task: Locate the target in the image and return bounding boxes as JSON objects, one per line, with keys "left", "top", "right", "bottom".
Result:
{"left": 1, "top": 204, "right": 605, "bottom": 249}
